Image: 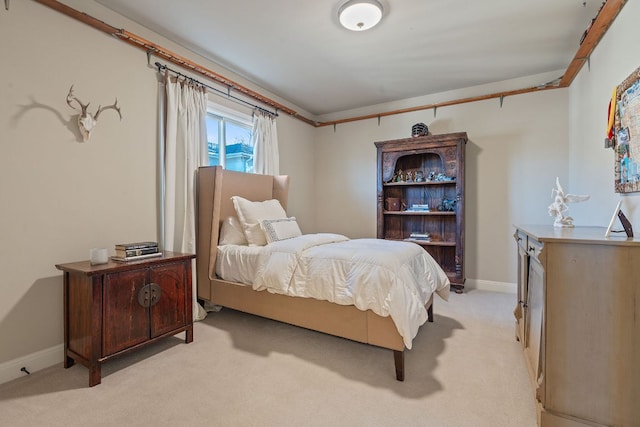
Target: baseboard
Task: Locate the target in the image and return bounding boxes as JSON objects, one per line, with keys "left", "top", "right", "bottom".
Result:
{"left": 0, "top": 344, "right": 63, "bottom": 385}
{"left": 464, "top": 279, "right": 516, "bottom": 294}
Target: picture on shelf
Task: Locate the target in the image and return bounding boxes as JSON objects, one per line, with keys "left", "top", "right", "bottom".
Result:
{"left": 605, "top": 201, "right": 634, "bottom": 238}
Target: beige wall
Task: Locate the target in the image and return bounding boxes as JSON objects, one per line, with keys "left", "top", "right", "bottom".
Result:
{"left": 0, "top": 0, "right": 315, "bottom": 368}
{"left": 568, "top": 0, "right": 640, "bottom": 228}
{"left": 0, "top": 0, "right": 636, "bottom": 376}
{"left": 314, "top": 79, "right": 569, "bottom": 287}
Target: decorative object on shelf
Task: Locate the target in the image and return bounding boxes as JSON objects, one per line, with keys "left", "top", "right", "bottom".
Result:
{"left": 438, "top": 199, "right": 457, "bottom": 212}
{"left": 433, "top": 172, "right": 454, "bottom": 182}
{"left": 66, "top": 85, "right": 122, "bottom": 142}
{"left": 605, "top": 200, "right": 634, "bottom": 238}
{"left": 392, "top": 169, "right": 426, "bottom": 183}
{"left": 89, "top": 248, "right": 109, "bottom": 265}
{"left": 406, "top": 204, "right": 429, "bottom": 212}
{"left": 411, "top": 122, "right": 429, "bottom": 137}
{"left": 385, "top": 197, "right": 401, "bottom": 211}
{"left": 405, "top": 170, "right": 414, "bottom": 182}
{"left": 408, "top": 232, "right": 430, "bottom": 241}
{"left": 112, "top": 241, "right": 161, "bottom": 261}
{"left": 548, "top": 177, "right": 590, "bottom": 228}
{"left": 338, "top": 0, "right": 383, "bottom": 32}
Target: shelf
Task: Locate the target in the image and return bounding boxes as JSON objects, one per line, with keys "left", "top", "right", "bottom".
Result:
{"left": 384, "top": 180, "right": 456, "bottom": 187}
{"left": 384, "top": 210, "right": 456, "bottom": 216}
{"left": 376, "top": 132, "right": 466, "bottom": 290}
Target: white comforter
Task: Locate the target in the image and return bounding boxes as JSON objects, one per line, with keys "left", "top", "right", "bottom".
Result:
{"left": 252, "top": 233, "right": 450, "bottom": 349}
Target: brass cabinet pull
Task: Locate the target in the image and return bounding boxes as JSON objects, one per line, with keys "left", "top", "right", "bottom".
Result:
{"left": 148, "top": 283, "right": 162, "bottom": 307}
{"left": 138, "top": 283, "right": 162, "bottom": 308}
{"left": 137, "top": 286, "right": 150, "bottom": 308}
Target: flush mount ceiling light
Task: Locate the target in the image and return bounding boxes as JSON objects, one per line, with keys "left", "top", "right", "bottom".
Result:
{"left": 338, "top": 0, "right": 383, "bottom": 31}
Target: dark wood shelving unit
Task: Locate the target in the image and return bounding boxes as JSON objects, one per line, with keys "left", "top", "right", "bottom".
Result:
{"left": 375, "top": 132, "right": 467, "bottom": 292}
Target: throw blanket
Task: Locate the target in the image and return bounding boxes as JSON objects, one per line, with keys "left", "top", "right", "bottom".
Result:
{"left": 253, "top": 234, "right": 450, "bottom": 349}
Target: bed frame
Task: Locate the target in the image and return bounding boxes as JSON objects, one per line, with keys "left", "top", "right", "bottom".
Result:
{"left": 196, "top": 166, "right": 434, "bottom": 381}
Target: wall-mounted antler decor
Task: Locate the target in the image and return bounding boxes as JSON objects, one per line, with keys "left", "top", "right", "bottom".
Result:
{"left": 66, "top": 85, "right": 122, "bottom": 142}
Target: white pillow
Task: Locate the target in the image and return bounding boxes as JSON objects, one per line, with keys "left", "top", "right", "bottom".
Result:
{"left": 231, "top": 196, "right": 287, "bottom": 246}
{"left": 218, "top": 216, "right": 248, "bottom": 246}
{"left": 260, "top": 217, "right": 302, "bottom": 244}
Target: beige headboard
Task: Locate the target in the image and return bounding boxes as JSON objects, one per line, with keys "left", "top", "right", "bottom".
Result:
{"left": 196, "top": 166, "right": 290, "bottom": 301}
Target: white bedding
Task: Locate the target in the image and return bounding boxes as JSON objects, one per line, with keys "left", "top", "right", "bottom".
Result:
{"left": 216, "top": 244, "right": 263, "bottom": 285}
{"left": 217, "top": 233, "right": 450, "bottom": 349}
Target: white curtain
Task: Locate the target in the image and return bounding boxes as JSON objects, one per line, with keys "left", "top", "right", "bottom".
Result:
{"left": 160, "top": 71, "right": 208, "bottom": 321}
{"left": 251, "top": 112, "right": 279, "bottom": 175}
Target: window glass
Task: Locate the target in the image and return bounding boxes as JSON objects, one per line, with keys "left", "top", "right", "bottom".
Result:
{"left": 206, "top": 105, "right": 253, "bottom": 173}
{"left": 225, "top": 119, "right": 253, "bottom": 173}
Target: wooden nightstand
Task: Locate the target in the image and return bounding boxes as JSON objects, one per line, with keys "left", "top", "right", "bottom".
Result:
{"left": 56, "top": 251, "right": 195, "bottom": 386}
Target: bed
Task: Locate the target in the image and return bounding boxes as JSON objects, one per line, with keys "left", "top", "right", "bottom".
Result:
{"left": 196, "top": 166, "right": 449, "bottom": 381}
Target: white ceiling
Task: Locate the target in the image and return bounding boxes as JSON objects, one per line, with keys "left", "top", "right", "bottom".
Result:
{"left": 94, "top": 0, "right": 603, "bottom": 116}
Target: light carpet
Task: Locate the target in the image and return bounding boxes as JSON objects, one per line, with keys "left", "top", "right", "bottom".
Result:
{"left": 0, "top": 290, "right": 536, "bottom": 426}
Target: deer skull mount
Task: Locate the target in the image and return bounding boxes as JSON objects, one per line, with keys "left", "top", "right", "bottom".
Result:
{"left": 66, "top": 85, "right": 122, "bottom": 142}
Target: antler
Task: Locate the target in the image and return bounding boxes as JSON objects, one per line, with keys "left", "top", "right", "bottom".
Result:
{"left": 66, "top": 85, "right": 89, "bottom": 112}
{"left": 94, "top": 98, "right": 122, "bottom": 121}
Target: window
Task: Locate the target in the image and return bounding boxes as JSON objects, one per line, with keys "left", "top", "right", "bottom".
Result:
{"left": 206, "top": 104, "right": 253, "bottom": 173}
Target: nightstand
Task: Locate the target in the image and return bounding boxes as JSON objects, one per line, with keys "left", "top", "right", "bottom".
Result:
{"left": 55, "top": 251, "right": 195, "bottom": 386}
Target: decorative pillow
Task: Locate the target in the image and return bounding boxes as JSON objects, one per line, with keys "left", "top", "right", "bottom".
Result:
{"left": 218, "top": 216, "right": 248, "bottom": 246}
{"left": 231, "top": 196, "right": 287, "bottom": 246}
{"left": 260, "top": 217, "right": 302, "bottom": 244}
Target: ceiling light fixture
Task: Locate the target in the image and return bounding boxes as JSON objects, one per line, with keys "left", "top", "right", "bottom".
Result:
{"left": 338, "top": 0, "right": 383, "bottom": 32}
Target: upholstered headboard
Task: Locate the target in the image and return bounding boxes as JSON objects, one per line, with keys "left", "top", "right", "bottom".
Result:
{"left": 196, "top": 166, "right": 290, "bottom": 301}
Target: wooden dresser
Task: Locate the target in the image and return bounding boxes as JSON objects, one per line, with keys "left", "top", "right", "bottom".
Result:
{"left": 514, "top": 225, "right": 640, "bottom": 426}
{"left": 56, "top": 251, "right": 195, "bottom": 386}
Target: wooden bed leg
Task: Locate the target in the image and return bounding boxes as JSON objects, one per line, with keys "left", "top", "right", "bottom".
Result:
{"left": 393, "top": 350, "right": 405, "bottom": 381}
{"left": 427, "top": 302, "right": 434, "bottom": 322}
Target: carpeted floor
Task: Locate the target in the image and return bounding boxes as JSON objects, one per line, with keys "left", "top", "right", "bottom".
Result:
{"left": 0, "top": 289, "right": 536, "bottom": 426}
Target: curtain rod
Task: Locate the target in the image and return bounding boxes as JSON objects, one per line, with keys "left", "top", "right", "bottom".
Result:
{"left": 155, "top": 62, "right": 278, "bottom": 117}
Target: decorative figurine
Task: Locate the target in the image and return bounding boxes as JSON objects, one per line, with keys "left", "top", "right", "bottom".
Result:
{"left": 439, "top": 199, "right": 457, "bottom": 212}
{"left": 548, "top": 177, "right": 590, "bottom": 227}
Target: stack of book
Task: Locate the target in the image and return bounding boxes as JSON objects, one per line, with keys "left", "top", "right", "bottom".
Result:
{"left": 111, "top": 241, "right": 162, "bottom": 262}
{"left": 408, "top": 232, "right": 431, "bottom": 242}
{"left": 405, "top": 203, "right": 430, "bottom": 212}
